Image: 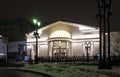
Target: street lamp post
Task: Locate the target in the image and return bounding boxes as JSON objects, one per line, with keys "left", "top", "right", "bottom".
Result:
{"left": 85, "top": 42, "right": 91, "bottom": 62}
{"left": 33, "top": 19, "right": 41, "bottom": 64}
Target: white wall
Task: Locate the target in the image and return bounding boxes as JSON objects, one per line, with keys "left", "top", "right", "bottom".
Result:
{"left": 72, "top": 42, "right": 83, "bottom": 56}
{"left": 93, "top": 41, "right": 99, "bottom": 54}
{"left": 39, "top": 44, "right": 48, "bottom": 57}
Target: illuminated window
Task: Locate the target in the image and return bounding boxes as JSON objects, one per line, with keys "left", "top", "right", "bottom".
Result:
{"left": 50, "top": 30, "right": 71, "bottom": 38}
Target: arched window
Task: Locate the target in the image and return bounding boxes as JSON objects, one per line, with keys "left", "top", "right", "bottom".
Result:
{"left": 50, "top": 30, "right": 71, "bottom": 38}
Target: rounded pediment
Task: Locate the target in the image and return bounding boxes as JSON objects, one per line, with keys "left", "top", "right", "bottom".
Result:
{"left": 49, "top": 30, "right": 71, "bottom": 38}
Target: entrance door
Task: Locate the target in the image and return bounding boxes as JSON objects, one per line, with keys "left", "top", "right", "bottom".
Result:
{"left": 54, "top": 48, "right": 67, "bottom": 57}
{"left": 52, "top": 40, "right": 71, "bottom": 57}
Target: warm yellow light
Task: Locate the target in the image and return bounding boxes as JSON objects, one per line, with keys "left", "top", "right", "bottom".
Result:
{"left": 50, "top": 30, "right": 71, "bottom": 38}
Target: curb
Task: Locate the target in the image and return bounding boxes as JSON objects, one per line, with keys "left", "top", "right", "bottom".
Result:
{"left": 16, "top": 69, "right": 54, "bottom": 77}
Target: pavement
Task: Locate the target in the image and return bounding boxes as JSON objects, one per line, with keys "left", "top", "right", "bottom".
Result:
{"left": 0, "top": 63, "right": 53, "bottom": 77}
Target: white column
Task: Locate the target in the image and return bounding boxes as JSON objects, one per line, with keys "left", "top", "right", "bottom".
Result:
{"left": 90, "top": 41, "right": 94, "bottom": 56}
{"left": 82, "top": 42, "right": 86, "bottom": 56}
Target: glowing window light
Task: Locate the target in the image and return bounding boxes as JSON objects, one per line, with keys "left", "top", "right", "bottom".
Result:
{"left": 50, "top": 30, "right": 71, "bottom": 38}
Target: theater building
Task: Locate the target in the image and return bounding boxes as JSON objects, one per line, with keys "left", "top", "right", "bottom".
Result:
{"left": 26, "top": 21, "right": 99, "bottom": 59}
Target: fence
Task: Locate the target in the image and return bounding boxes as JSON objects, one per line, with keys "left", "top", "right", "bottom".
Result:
{"left": 1, "top": 55, "right": 120, "bottom": 66}
{"left": 0, "top": 57, "right": 7, "bottom": 65}
{"left": 35, "top": 55, "right": 120, "bottom": 65}
{"left": 37, "top": 56, "right": 98, "bottom": 64}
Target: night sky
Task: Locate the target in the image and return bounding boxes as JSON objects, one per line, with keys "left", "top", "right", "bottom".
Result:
{"left": 0, "top": 0, "right": 120, "bottom": 31}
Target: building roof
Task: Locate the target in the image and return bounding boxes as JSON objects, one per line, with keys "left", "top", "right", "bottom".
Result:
{"left": 26, "top": 21, "right": 99, "bottom": 42}
{"left": 26, "top": 21, "right": 98, "bottom": 36}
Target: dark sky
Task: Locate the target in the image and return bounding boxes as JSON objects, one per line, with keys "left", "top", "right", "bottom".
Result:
{"left": 0, "top": 0, "right": 120, "bottom": 31}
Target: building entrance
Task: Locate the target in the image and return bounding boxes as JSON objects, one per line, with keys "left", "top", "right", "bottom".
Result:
{"left": 53, "top": 40, "right": 71, "bottom": 57}
{"left": 48, "top": 38, "right": 71, "bottom": 57}
{"left": 54, "top": 47, "right": 67, "bottom": 57}
{"left": 48, "top": 30, "right": 72, "bottom": 57}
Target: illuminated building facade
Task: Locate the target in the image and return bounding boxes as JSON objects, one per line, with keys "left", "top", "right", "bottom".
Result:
{"left": 26, "top": 21, "right": 99, "bottom": 59}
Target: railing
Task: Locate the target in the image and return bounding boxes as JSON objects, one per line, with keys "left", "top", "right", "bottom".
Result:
{"left": 31, "top": 55, "right": 120, "bottom": 65}
{"left": 37, "top": 56, "right": 99, "bottom": 64}
{"left": 1, "top": 55, "right": 120, "bottom": 66}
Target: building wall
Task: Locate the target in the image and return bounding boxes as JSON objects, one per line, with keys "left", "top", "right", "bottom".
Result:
{"left": 72, "top": 39, "right": 99, "bottom": 57}
{"left": 8, "top": 40, "right": 26, "bottom": 52}
{"left": 72, "top": 42, "right": 83, "bottom": 56}
{"left": 39, "top": 44, "right": 48, "bottom": 57}
{"left": 26, "top": 21, "right": 100, "bottom": 58}
{"left": 48, "top": 42, "right": 53, "bottom": 57}
{"left": 93, "top": 41, "right": 99, "bottom": 55}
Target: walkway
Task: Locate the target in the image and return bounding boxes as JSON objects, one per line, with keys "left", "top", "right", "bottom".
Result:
{"left": 0, "top": 69, "right": 47, "bottom": 77}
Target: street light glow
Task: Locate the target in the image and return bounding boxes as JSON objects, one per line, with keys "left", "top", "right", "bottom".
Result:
{"left": 33, "top": 19, "right": 37, "bottom": 24}
{"left": 32, "top": 18, "right": 41, "bottom": 28}
{"left": 37, "top": 22, "right": 41, "bottom": 27}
